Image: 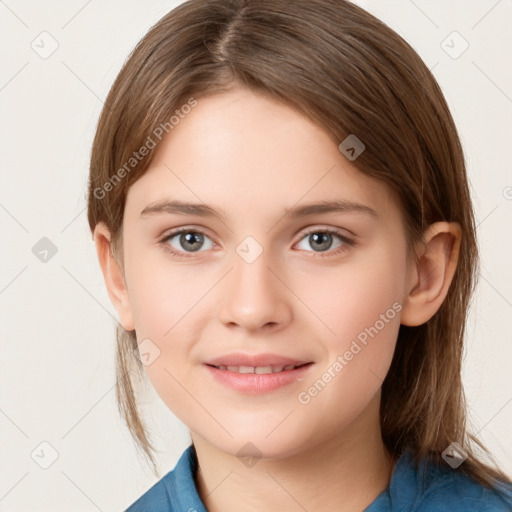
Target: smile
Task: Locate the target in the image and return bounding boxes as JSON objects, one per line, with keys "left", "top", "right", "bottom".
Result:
{"left": 204, "top": 362, "right": 314, "bottom": 393}
{"left": 210, "top": 364, "right": 305, "bottom": 374}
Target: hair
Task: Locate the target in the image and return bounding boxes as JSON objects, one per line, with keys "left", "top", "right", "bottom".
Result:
{"left": 87, "top": 0, "right": 511, "bottom": 489}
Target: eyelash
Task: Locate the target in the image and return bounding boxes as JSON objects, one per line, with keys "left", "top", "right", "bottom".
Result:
{"left": 159, "top": 226, "right": 356, "bottom": 261}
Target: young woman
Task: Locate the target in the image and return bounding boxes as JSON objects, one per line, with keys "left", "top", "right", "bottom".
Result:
{"left": 87, "top": 0, "right": 512, "bottom": 510}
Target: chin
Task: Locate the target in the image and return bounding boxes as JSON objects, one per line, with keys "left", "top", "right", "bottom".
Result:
{"left": 198, "top": 424, "right": 316, "bottom": 462}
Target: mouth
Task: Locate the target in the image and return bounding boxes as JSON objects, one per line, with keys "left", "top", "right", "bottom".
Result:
{"left": 205, "top": 362, "right": 312, "bottom": 374}
{"left": 203, "top": 355, "right": 314, "bottom": 394}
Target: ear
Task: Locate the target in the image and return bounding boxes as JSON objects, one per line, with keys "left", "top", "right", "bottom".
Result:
{"left": 400, "top": 221, "right": 461, "bottom": 326}
{"left": 93, "top": 222, "right": 135, "bottom": 332}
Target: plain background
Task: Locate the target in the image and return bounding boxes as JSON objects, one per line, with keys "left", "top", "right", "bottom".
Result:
{"left": 1, "top": 1, "right": 511, "bottom": 510}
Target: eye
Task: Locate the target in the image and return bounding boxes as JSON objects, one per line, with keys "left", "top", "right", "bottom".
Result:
{"left": 160, "top": 228, "right": 214, "bottom": 259}
{"left": 295, "top": 228, "right": 354, "bottom": 256}
{"left": 159, "top": 226, "right": 355, "bottom": 260}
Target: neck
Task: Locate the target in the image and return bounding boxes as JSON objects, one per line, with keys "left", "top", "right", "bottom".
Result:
{"left": 192, "top": 394, "right": 396, "bottom": 512}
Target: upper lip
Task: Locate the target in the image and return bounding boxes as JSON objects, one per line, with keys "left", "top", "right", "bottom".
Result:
{"left": 204, "top": 353, "right": 313, "bottom": 367}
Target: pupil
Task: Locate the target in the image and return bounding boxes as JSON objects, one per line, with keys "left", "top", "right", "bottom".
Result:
{"left": 311, "top": 232, "right": 331, "bottom": 252}
{"left": 182, "top": 232, "right": 203, "bottom": 252}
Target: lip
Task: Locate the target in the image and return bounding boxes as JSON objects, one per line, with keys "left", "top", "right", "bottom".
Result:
{"left": 203, "top": 353, "right": 314, "bottom": 394}
{"left": 204, "top": 352, "right": 312, "bottom": 367}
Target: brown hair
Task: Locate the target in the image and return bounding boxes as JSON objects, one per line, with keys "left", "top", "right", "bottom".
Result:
{"left": 87, "top": 0, "right": 511, "bottom": 488}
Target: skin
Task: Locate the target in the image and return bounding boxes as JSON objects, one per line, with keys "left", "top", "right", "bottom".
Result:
{"left": 94, "top": 87, "right": 461, "bottom": 512}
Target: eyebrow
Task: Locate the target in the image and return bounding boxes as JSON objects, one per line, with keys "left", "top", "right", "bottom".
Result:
{"left": 140, "top": 199, "right": 378, "bottom": 221}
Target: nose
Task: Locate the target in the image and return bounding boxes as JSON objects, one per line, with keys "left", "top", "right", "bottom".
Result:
{"left": 217, "top": 245, "right": 292, "bottom": 332}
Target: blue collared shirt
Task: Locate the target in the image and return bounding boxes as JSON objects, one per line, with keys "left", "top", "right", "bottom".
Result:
{"left": 125, "top": 444, "right": 512, "bottom": 511}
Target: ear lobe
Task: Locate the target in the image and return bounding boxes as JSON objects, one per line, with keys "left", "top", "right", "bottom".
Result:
{"left": 400, "top": 222, "right": 461, "bottom": 327}
{"left": 93, "top": 222, "right": 135, "bottom": 332}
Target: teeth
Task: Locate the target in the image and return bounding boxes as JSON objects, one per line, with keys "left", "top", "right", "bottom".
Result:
{"left": 238, "top": 366, "right": 254, "bottom": 374}
{"left": 218, "top": 364, "right": 300, "bottom": 374}
{"left": 255, "top": 366, "right": 273, "bottom": 374}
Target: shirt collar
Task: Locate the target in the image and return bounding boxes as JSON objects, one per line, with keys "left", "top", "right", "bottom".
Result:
{"left": 163, "top": 443, "right": 208, "bottom": 512}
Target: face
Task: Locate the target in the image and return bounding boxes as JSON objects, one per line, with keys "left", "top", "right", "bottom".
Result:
{"left": 119, "top": 87, "right": 411, "bottom": 459}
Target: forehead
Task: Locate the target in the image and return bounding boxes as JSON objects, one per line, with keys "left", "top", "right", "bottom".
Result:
{"left": 125, "top": 88, "right": 399, "bottom": 225}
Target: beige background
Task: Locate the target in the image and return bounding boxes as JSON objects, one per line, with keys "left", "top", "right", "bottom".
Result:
{"left": 1, "top": 0, "right": 511, "bottom": 510}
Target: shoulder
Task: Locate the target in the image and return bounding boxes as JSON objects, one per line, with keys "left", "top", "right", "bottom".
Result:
{"left": 124, "top": 444, "right": 206, "bottom": 512}
{"left": 368, "top": 451, "right": 512, "bottom": 512}
{"left": 124, "top": 468, "right": 173, "bottom": 512}
{"left": 421, "top": 471, "right": 512, "bottom": 511}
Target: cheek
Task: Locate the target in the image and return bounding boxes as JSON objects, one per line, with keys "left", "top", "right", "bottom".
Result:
{"left": 302, "top": 239, "right": 406, "bottom": 343}
{"left": 297, "top": 241, "right": 406, "bottom": 403}
{"left": 124, "top": 249, "right": 213, "bottom": 417}
{"left": 126, "top": 245, "right": 210, "bottom": 339}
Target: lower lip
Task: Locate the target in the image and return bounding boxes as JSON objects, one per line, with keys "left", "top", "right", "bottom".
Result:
{"left": 204, "top": 363, "right": 314, "bottom": 394}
